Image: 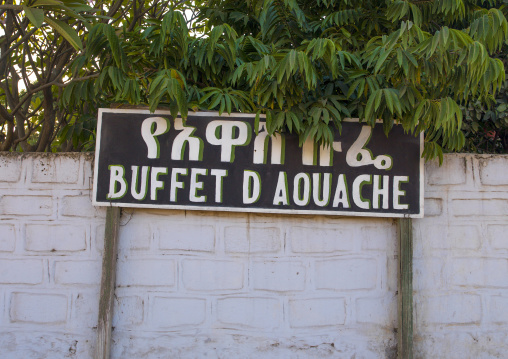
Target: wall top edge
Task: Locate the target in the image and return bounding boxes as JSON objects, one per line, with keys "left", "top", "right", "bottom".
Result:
{"left": 0, "top": 152, "right": 94, "bottom": 159}
{"left": 1, "top": 152, "right": 506, "bottom": 160}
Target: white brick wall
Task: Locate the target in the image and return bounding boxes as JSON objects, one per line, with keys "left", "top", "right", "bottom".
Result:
{"left": 0, "top": 153, "right": 103, "bottom": 359}
{"left": 413, "top": 154, "right": 508, "bottom": 358}
{"left": 0, "top": 152, "right": 506, "bottom": 358}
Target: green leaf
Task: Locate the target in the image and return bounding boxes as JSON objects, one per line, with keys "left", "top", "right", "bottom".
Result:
{"left": 365, "top": 92, "right": 377, "bottom": 124}
{"left": 103, "top": 25, "right": 122, "bottom": 69}
{"left": 254, "top": 111, "right": 261, "bottom": 135}
{"left": 44, "top": 17, "right": 82, "bottom": 50}
{"left": 384, "top": 90, "right": 394, "bottom": 114}
{"left": 374, "top": 48, "right": 392, "bottom": 73}
{"left": 374, "top": 90, "right": 383, "bottom": 111}
{"left": 32, "top": 0, "right": 64, "bottom": 6}
{"left": 23, "top": 6, "right": 44, "bottom": 28}
{"left": 441, "top": 26, "right": 449, "bottom": 47}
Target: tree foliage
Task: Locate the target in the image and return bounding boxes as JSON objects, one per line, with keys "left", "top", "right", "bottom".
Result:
{"left": 462, "top": 55, "right": 508, "bottom": 153}
{"left": 1, "top": 0, "right": 508, "bottom": 160}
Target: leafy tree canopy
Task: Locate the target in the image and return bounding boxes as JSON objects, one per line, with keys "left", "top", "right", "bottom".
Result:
{"left": 1, "top": 0, "right": 508, "bottom": 161}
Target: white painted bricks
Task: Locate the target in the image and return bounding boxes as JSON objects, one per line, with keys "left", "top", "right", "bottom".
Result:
{"left": 0, "top": 153, "right": 507, "bottom": 358}
{"left": 289, "top": 226, "right": 356, "bottom": 253}
{"left": 414, "top": 155, "right": 508, "bottom": 357}
{"left": 151, "top": 297, "right": 206, "bottom": 327}
{"left": 31, "top": 156, "right": 80, "bottom": 184}
{"left": 182, "top": 260, "right": 244, "bottom": 290}
{"left": 25, "top": 224, "right": 87, "bottom": 252}
{"left": 422, "top": 224, "right": 481, "bottom": 250}
{"left": 479, "top": 157, "right": 508, "bottom": 185}
{"left": 356, "top": 296, "right": 397, "bottom": 326}
{"left": 424, "top": 197, "right": 443, "bottom": 216}
{"left": 451, "top": 258, "right": 508, "bottom": 287}
{"left": 224, "top": 226, "right": 280, "bottom": 253}
{"left": 159, "top": 223, "right": 215, "bottom": 252}
{"left": 426, "top": 155, "right": 467, "bottom": 185}
{"left": 452, "top": 199, "right": 508, "bottom": 217}
{"left": 0, "top": 155, "right": 22, "bottom": 182}
{"left": 488, "top": 224, "right": 508, "bottom": 250}
{"left": 72, "top": 291, "right": 100, "bottom": 329}
{"left": 252, "top": 261, "right": 306, "bottom": 292}
{"left": 0, "top": 259, "right": 43, "bottom": 284}
{"left": 117, "top": 259, "right": 176, "bottom": 287}
{"left": 0, "top": 153, "right": 104, "bottom": 358}
{"left": 217, "top": 297, "right": 282, "bottom": 329}
{"left": 315, "top": 259, "right": 378, "bottom": 290}
{"left": 119, "top": 222, "right": 151, "bottom": 251}
{"left": 418, "top": 294, "right": 482, "bottom": 325}
{"left": 0, "top": 224, "right": 16, "bottom": 252}
{"left": 489, "top": 296, "right": 508, "bottom": 323}
{"left": 288, "top": 298, "right": 346, "bottom": 327}
{"left": 10, "top": 292, "right": 67, "bottom": 324}
{"left": 55, "top": 261, "right": 101, "bottom": 285}
{"left": 0, "top": 196, "right": 53, "bottom": 216}
{"left": 113, "top": 296, "right": 144, "bottom": 326}
{"left": 61, "top": 195, "right": 97, "bottom": 217}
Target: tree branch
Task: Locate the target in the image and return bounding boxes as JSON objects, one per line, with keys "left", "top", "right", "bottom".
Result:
{"left": 0, "top": 5, "right": 23, "bottom": 11}
{"left": 106, "top": 0, "right": 124, "bottom": 19}
{"left": 10, "top": 73, "right": 100, "bottom": 117}
{"left": 0, "top": 27, "right": 38, "bottom": 65}
{"left": 0, "top": 120, "right": 14, "bottom": 151}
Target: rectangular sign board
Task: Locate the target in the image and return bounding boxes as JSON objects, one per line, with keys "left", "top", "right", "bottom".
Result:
{"left": 93, "top": 109, "right": 424, "bottom": 218}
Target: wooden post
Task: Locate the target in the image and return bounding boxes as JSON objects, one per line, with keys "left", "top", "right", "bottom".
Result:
{"left": 94, "top": 206, "right": 121, "bottom": 359}
{"left": 398, "top": 217, "right": 413, "bottom": 359}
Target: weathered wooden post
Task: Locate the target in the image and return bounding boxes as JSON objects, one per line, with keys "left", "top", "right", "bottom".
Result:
{"left": 94, "top": 206, "right": 121, "bottom": 359}
{"left": 398, "top": 217, "right": 413, "bottom": 359}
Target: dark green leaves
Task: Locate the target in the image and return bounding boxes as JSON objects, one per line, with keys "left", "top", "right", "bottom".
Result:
{"left": 47, "top": 0, "right": 508, "bottom": 157}
{"left": 23, "top": 6, "right": 44, "bottom": 27}
{"left": 199, "top": 88, "right": 254, "bottom": 114}
{"left": 103, "top": 25, "right": 123, "bottom": 69}
{"left": 364, "top": 89, "right": 402, "bottom": 126}
{"left": 45, "top": 17, "right": 83, "bottom": 50}
{"left": 149, "top": 69, "right": 188, "bottom": 118}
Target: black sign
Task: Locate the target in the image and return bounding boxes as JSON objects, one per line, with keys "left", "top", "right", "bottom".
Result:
{"left": 93, "top": 109, "right": 424, "bottom": 218}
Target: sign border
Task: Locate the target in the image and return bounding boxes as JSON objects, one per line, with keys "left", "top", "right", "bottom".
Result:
{"left": 92, "top": 109, "right": 424, "bottom": 218}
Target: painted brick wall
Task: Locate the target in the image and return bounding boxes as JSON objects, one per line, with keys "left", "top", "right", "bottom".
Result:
{"left": 0, "top": 152, "right": 506, "bottom": 358}
{"left": 414, "top": 154, "right": 508, "bottom": 359}
{"left": 0, "top": 153, "right": 105, "bottom": 358}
